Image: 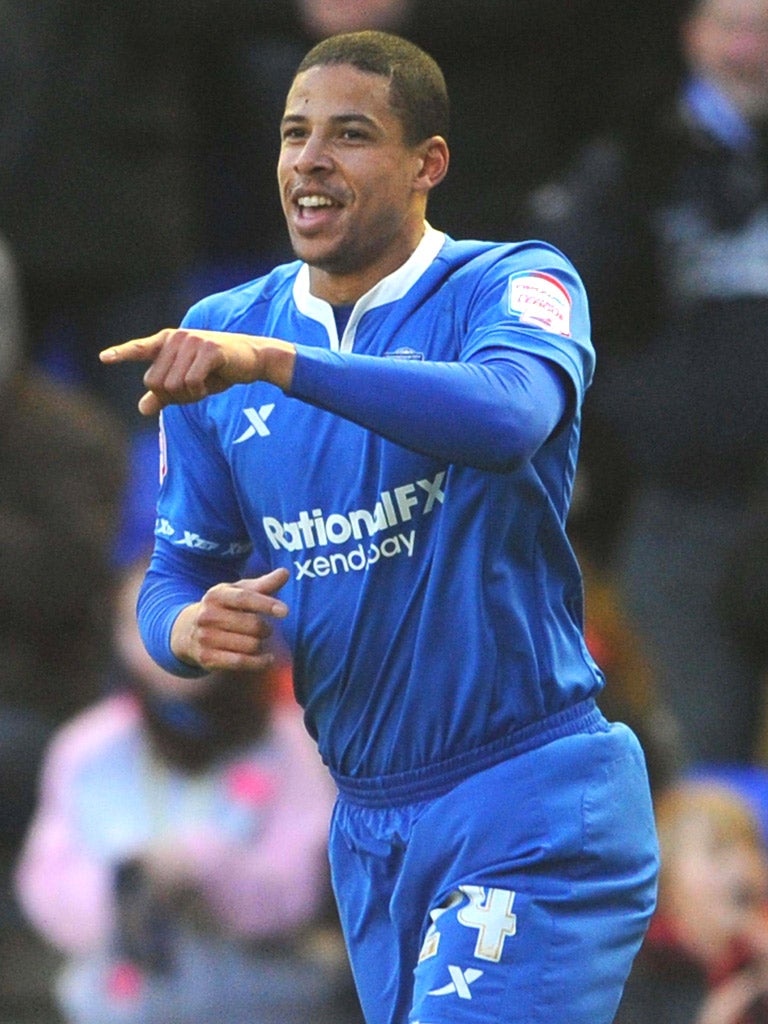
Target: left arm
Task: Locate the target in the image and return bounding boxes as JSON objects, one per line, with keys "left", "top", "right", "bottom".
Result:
{"left": 100, "top": 331, "right": 567, "bottom": 471}
{"left": 289, "top": 346, "right": 568, "bottom": 472}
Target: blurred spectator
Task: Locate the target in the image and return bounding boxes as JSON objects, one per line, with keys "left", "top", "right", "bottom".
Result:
{"left": 14, "top": 550, "right": 350, "bottom": 1024}
{"left": 717, "top": 512, "right": 768, "bottom": 761}
{"left": 294, "top": 0, "right": 412, "bottom": 36}
{"left": 580, "top": 551, "right": 686, "bottom": 798}
{"left": 524, "top": 0, "right": 768, "bottom": 764}
{"left": 0, "top": 231, "right": 126, "bottom": 872}
{"left": 718, "top": 514, "right": 768, "bottom": 685}
{"left": 566, "top": 480, "right": 685, "bottom": 797}
{"left": 407, "top": 0, "right": 683, "bottom": 246}
{"left": 615, "top": 779, "right": 768, "bottom": 1024}
{"left": 0, "top": 1, "right": 210, "bottom": 421}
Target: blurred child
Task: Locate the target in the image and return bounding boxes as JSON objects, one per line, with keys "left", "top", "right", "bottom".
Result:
{"left": 616, "top": 780, "right": 768, "bottom": 1024}
{"left": 14, "top": 553, "right": 350, "bottom": 1024}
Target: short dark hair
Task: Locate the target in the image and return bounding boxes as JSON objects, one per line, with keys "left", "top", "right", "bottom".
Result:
{"left": 295, "top": 30, "right": 449, "bottom": 146}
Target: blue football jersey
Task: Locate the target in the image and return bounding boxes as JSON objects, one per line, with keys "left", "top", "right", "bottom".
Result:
{"left": 145, "top": 227, "right": 603, "bottom": 779}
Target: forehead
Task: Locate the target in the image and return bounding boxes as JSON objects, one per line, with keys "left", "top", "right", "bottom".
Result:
{"left": 695, "top": 0, "right": 768, "bottom": 25}
{"left": 284, "top": 64, "right": 399, "bottom": 125}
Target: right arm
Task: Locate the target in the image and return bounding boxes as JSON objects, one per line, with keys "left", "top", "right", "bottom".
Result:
{"left": 139, "top": 543, "right": 289, "bottom": 678}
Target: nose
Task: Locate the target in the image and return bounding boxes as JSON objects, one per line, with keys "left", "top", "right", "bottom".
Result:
{"left": 293, "top": 132, "right": 333, "bottom": 175}
{"left": 722, "top": 19, "right": 768, "bottom": 66}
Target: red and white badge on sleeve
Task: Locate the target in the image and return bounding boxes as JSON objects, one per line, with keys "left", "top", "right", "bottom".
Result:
{"left": 507, "top": 271, "right": 572, "bottom": 337}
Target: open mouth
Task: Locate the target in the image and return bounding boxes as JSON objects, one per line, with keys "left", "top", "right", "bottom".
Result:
{"left": 291, "top": 193, "right": 344, "bottom": 233}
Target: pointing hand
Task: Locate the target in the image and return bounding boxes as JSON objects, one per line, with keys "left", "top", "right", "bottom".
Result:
{"left": 100, "top": 328, "right": 296, "bottom": 415}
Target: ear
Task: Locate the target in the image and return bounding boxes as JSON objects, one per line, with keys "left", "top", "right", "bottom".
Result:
{"left": 413, "top": 136, "right": 450, "bottom": 194}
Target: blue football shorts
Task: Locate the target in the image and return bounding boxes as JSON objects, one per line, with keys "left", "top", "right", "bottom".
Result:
{"left": 329, "top": 709, "right": 659, "bottom": 1024}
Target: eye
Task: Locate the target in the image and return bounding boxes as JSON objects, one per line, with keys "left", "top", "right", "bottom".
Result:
{"left": 281, "top": 126, "right": 307, "bottom": 142}
{"left": 340, "top": 126, "right": 372, "bottom": 143}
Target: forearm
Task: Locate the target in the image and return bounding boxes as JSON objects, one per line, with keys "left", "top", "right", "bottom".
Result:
{"left": 16, "top": 828, "right": 114, "bottom": 954}
{"left": 138, "top": 547, "right": 235, "bottom": 677}
{"left": 14, "top": 749, "right": 116, "bottom": 955}
{"left": 289, "top": 346, "right": 568, "bottom": 471}
{"left": 185, "top": 833, "right": 329, "bottom": 937}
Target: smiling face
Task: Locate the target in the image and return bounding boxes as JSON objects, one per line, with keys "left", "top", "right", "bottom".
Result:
{"left": 277, "top": 63, "right": 448, "bottom": 304}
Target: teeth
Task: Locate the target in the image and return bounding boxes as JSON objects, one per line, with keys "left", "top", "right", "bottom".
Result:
{"left": 298, "top": 195, "right": 335, "bottom": 207}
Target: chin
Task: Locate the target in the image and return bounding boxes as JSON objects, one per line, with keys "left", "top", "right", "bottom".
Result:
{"left": 289, "top": 236, "right": 331, "bottom": 265}
{"left": 294, "top": 244, "right": 354, "bottom": 276}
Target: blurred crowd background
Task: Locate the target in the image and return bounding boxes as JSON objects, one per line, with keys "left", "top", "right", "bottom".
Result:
{"left": 3, "top": 1, "right": 768, "bottom": 1022}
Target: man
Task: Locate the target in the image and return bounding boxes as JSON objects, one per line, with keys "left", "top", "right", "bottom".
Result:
{"left": 101, "top": 31, "right": 659, "bottom": 1024}
{"left": 524, "top": 0, "right": 768, "bottom": 765}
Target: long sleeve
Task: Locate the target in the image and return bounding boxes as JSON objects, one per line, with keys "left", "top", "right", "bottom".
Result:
{"left": 14, "top": 700, "right": 130, "bottom": 954}
{"left": 289, "top": 346, "right": 568, "bottom": 472}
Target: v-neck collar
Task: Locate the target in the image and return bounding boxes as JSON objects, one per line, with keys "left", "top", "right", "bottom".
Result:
{"left": 291, "top": 223, "right": 446, "bottom": 352}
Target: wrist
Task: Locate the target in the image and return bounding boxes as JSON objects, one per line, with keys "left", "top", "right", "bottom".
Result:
{"left": 169, "top": 603, "right": 202, "bottom": 669}
{"left": 261, "top": 339, "right": 297, "bottom": 391}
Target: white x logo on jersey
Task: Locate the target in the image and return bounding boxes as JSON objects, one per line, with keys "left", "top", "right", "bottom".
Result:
{"left": 233, "top": 404, "right": 275, "bottom": 443}
{"left": 428, "top": 966, "right": 483, "bottom": 1000}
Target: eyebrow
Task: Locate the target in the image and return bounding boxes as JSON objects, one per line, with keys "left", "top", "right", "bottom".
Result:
{"left": 280, "top": 112, "right": 382, "bottom": 131}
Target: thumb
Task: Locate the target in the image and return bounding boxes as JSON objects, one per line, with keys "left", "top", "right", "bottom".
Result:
{"left": 138, "top": 390, "right": 164, "bottom": 417}
{"left": 239, "top": 567, "right": 291, "bottom": 615}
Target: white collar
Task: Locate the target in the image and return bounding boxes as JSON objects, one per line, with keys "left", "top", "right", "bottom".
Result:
{"left": 292, "top": 222, "right": 446, "bottom": 352}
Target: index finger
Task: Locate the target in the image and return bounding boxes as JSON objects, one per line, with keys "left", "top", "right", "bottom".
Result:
{"left": 99, "top": 331, "right": 169, "bottom": 365}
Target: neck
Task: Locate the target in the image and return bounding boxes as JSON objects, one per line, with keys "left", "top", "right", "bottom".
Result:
{"left": 308, "top": 221, "right": 428, "bottom": 305}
